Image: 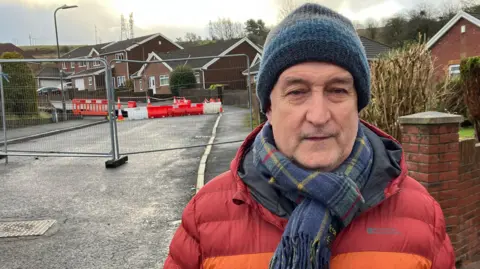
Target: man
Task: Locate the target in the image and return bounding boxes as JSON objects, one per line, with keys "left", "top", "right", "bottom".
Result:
{"left": 164, "top": 3, "right": 456, "bottom": 269}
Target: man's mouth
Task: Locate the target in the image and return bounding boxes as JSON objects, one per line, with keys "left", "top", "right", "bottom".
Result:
{"left": 304, "top": 136, "right": 331, "bottom": 141}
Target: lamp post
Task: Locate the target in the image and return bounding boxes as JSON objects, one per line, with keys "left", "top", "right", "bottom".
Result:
{"left": 54, "top": 4, "right": 78, "bottom": 121}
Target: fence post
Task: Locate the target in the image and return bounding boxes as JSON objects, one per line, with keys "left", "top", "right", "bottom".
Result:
{"left": 0, "top": 64, "right": 7, "bottom": 164}
{"left": 398, "top": 111, "right": 464, "bottom": 263}
{"left": 104, "top": 64, "right": 128, "bottom": 169}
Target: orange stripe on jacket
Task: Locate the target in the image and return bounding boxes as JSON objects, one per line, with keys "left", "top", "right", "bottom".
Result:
{"left": 331, "top": 252, "right": 432, "bottom": 269}
{"left": 202, "top": 252, "right": 274, "bottom": 269}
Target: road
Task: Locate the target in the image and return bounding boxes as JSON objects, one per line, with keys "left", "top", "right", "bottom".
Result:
{"left": 0, "top": 113, "right": 218, "bottom": 269}
{"left": 204, "top": 107, "right": 253, "bottom": 184}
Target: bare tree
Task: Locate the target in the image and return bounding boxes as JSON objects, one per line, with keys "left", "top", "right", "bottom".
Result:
{"left": 184, "top": 32, "right": 202, "bottom": 43}
{"left": 364, "top": 18, "right": 379, "bottom": 40}
{"left": 461, "top": 0, "right": 480, "bottom": 13}
{"left": 208, "top": 18, "right": 245, "bottom": 40}
{"left": 276, "top": 0, "right": 305, "bottom": 21}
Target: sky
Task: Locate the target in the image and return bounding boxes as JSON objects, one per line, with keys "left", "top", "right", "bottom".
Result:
{"left": 0, "top": 0, "right": 464, "bottom": 46}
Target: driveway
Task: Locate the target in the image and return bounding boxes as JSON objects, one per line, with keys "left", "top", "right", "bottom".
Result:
{"left": 0, "top": 114, "right": 218, "bottom": 269}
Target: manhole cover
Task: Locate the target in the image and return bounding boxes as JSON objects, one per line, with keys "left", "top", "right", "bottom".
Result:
{"left": 0, "top": 220, "right": 56, "bottom": 238}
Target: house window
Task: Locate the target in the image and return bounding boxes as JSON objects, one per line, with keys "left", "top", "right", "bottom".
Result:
{"left": 159, "top": 75, "right": 169, "bottom": 86}
{"left": 115, "top": 53, "right": 125, "bottom": 60}
{"left": 461, "top": 25, "right": 466, "bottom": 34}
{"left": 62, "top": 62, "right": 66, "bottom": 69}
{"left": 194, "top": 72, "right": 200, "bottom": 84}
{"left": 93, "top": 61, "right": 101, "bottom": 66}
{"left": 253, "top": 74, "right": 258, "bottom": 83}
{"left": 149, "top": 76, "right": 156, "bottom": 88}
{"left": 88, "top": 77, "right": 93, "bottom": 86}
{"left": 449, "top": 64, "right": 460, "bottom": 78}
{"left": 71, "top": 62, "right": 75, "bottom": 68}
{"left": 139, "top": 79, "right": 143, "bottom": 90}
{"left": 117, "top": 76, "right": 126, "bottom": 87}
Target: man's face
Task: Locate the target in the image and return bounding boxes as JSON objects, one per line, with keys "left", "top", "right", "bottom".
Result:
{"left": 266, "top": 62, "right": 359, "bottom": 171}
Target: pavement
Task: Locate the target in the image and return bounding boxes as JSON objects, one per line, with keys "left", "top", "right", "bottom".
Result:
{"left": 0, "top": 113, "right": 218, "bottom": 269}
{"left": 204, "top": 106, "right": 253, "bottom": 184}
{"left": 1, "top": 117, "right": 105, "bottom": 144}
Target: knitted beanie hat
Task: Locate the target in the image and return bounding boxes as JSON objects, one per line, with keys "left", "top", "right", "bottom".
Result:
{"left": 256, "top": 3, "right": 371, "bottom": 113}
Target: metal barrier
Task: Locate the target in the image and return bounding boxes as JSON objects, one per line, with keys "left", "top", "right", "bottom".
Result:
{"left": 0, "top": 58, "right": 126, "bottom": 168}
{"left": 111, "top": 54, "right": 253, "bottom": 156}
{"left": 0, "top": 54, "right": 254, "bottom": 167}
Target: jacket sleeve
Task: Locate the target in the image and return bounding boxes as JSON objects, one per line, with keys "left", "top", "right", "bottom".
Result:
{"left": 431, "top": 201, "right": 456, "bottom": 269}
{"left": 163, "top": 198, "right": 202, "bottom": 269}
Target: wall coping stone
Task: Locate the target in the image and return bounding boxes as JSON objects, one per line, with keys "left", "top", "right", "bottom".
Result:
{"left": 399, "top": 111, "right": 464, "bottom": 125}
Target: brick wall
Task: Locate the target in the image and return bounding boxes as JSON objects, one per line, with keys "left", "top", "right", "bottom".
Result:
{"left": 178, "top": 88, "right": 218, "bottom": 103}
{"left": 458, "top": 139, "right": 480, "bottom": 263}
{"left": 399, "top": 111, "right": 480, "bottom": 267}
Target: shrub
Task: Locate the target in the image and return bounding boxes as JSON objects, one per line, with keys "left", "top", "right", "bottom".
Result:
{"left": 437, "top": 77, "right": 469, "bottom": 123}
{"left": 360, "top": 39, "right": 438, "bottom": 140}
{"left": 460, "top": 57, "right": 480, "bottom": 141}
{"left": 169, "top": 65, "right": 197, "bottom": 96}
{"left": 0, "top": 52, "right": 38, "bottom": 117}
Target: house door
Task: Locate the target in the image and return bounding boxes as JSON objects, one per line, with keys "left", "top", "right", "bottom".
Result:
{"left": 149, "top": 76, "right": 156, "bottom": 94}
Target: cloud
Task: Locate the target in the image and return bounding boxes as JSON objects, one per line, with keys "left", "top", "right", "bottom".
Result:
{"left": 0, "top": 0, "right": 460, "bottom": 45}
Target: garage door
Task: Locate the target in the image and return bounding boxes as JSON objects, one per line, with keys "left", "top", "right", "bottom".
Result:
{"left": 40, "top": 79, "right": 59, "bottom": 88}
{"left": 75, "top": 78, "right": 85, "bottom": 91}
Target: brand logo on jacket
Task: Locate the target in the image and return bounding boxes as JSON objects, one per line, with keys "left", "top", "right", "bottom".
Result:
{"left": 367, "top": 228, "right": 400, "bottom": 235}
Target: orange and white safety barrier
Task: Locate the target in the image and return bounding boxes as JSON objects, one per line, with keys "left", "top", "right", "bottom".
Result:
{"left": 72, "top": 99, "right": 108, "bottom": 116}
{"left": 203, "top": 98, "right": 223, "bottom": 114}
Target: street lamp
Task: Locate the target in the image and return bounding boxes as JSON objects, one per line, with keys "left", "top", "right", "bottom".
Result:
{"left": 54, "top": 4, "right": 78, "bottom": 121}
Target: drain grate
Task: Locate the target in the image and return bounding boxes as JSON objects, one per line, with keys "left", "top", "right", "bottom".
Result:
{"left": 0, "top": 220, "right": 56, "bottom": 238}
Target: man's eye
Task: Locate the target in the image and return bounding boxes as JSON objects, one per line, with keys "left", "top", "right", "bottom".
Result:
{"left": 287, "top": 89, "right": 306, "bottom": 96}
{"left": 329, "top": 88, "right": 348, "bottom": 94}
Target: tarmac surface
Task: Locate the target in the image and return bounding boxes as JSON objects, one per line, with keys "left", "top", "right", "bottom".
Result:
{"left": 204, "top": 107, "right": 253, "bottom": 184}
{"left": 0, "top": 113, "right": 218, "bottom": 269}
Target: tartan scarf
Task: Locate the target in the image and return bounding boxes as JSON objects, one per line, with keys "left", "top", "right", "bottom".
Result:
{"left": 252, "top": 122, "right": 373, "bottom": 269}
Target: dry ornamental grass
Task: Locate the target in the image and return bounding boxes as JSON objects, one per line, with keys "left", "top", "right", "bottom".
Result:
{"left": 360, "top": 39, "right": 438, "bottom": 140}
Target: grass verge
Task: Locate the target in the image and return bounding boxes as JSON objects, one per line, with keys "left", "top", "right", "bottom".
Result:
{"left": 459, "top": 127, "right": 475, "bottom": 139}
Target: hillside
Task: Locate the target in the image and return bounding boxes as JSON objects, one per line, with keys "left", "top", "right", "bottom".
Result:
{"left": 19, "top": 45, "right": 85, "bottom": 59}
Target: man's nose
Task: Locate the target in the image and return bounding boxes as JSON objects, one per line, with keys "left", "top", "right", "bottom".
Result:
{"left": 305, "top": 90, "right": 331, "bottom": 126}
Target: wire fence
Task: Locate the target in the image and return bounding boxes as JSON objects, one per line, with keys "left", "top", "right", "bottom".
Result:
{"left": 0, "top": 58, "right": 119, "bottom": 163}
{"left": 0, "top": 54, "right": 256, "bottom": 165}
{"left": 113, "top": 55, "right": 254, "bottom": 155}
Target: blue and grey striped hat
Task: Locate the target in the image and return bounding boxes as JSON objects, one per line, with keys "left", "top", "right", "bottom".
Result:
{"left": 256, "top": 3, "right": 371, "bottom": 113}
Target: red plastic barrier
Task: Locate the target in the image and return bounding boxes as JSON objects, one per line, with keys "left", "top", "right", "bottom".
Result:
{"left": 72, "top": 99, "right": 108, "bottom": 116}
{"left": 186, "top": 103, "right": 204, "bottom": 115}
{"left": 147, "top": 105, "right": 171, "bottom": 118}
{"left": 128, "top": 101, "right": 137, "bottom": 108}
{"left": 171, "top": 104, "right": 187, "bottom": 117}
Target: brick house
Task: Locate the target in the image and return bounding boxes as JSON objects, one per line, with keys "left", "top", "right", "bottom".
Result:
{"left": 427, "top": 11, "right": 480, "bottom": 81}
{"left": 60, "top": 33, "right": 182, "bottom": 91}
{"left": 241, "top": 36, "right": 391, "bottom": 84}
{"left": 130, "top": 37, "right": 263, "bottom": 94}
{"left": 1, "top": 43, "right": 42, "bottom": 74}
{"left": 0, "top": 43, "right": 36, "bottom": 59}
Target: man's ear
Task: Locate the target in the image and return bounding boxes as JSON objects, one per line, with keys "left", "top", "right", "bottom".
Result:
{"left": 266, "top": 109, "right": 272, "bottom": 122}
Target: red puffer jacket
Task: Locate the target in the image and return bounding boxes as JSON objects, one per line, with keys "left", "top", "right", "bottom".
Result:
{"left": 164, "top": 121, "right": 456, "bottom": 269}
